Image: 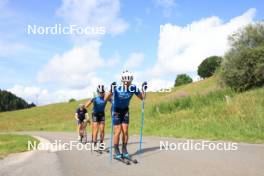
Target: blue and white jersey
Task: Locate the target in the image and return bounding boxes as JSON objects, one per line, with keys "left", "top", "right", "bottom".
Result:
{"left": 91, "top": 96, "right": 108, "bottom": 113}
{"left": 112, "top": 84, "right": 141, "bottom": 109}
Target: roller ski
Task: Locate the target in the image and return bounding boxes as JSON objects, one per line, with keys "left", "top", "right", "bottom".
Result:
{"left": 114, "top": 153, "right": 130, "bottom": 165}
{"left": 122, "top": 144, "right": 138, "bottom": 164}
{"left": 122, "top": 153, "right": 138, "bottom": 164}
{"left": 92, "top": 142, "right": 103, "bottom": 154}
{"left": 113, "top": 144, "right": 130, "bottom": 165}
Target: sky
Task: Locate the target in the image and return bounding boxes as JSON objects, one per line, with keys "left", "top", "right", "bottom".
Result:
{"left": 0, "top": 0, "right": 263, "bottom": 105}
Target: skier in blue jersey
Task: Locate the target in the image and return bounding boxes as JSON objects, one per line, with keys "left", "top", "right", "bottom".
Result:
{"left": 86, "top": 85, "right": 110, "bottom": 149}
{"left": 105, "top": 70, "right": 147, "bottom": 159}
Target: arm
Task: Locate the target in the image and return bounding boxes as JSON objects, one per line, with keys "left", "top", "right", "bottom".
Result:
{"left": 84, "top": 101, "right": 92, "bottom": 124}
{"left": 85, "top": 99, "right": 93, "bottom": 108}
{"left": 104, "top": 92, "right": 113, "bottom": 101}
{"left": 105, "top": 82, "right": 116, "bottom": 101}
{"left": 136, "top": 82, "right": 147, "bottom": 100}
{"left": 84, "top": 112, "right": 91, "bottom": 124}
{"left": 136, "top": 92, "right": 146, "bottom": 100}
{"left": 75, "top": 113, "right": 79, "bottom": 120}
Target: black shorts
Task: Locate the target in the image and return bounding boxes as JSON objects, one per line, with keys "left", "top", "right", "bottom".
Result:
{"left": 77, "top": 119, "right": 85, "bottom": 125}
{"left": 112, "top": 107, "right": 129, "bottom": 125}
{"left": 92, "top": 112, "right": 105, "bottom": 123}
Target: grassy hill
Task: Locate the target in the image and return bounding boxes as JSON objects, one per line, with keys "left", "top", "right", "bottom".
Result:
{"left": 0, "top": 77, "right": 263, "bottom": 143}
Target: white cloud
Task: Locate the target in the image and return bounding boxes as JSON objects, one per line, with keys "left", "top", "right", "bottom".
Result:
{"left": 56, "top": 0, "right": 128, "bottom": 35}
{"left": 123, "top": 52, "right": 144, "bottom": 70}
{"left": 7, "top": 79, "right": 173, "bottom": 105}
{"left": 148, "top": 79, "right": 174, "bottom": 91}
{"left": 8, "top": 84, "right": 97, "bottom": 105}
{"left": 8, "top": 85, "right": 48, "bottom": 104}
{"left": 37, "top": 40, "right": 104, "bottom": 88}
{"left": 154, "top": 0, "right": 176, "bottom": 17}
{"left": 149, "top": 8, "right": 256, "bottom": 77}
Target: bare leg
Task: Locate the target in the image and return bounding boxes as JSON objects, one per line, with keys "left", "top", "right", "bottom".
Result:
{"left": 114, "top": 125, "right": 121, "bottom": 155}
{"left": 121, "top": 123, "right": 129, "bottom": 154}
{"left": 92, "top": 122, "right": 99, "bottom": 143}
{"left": 79, "top": 123, "right": 83, "bottom": 137}
{"left": 83, "top": 122, "right": 87, "bottom": 140}
{"left": 121, "top": 123, "right": 129, "bottom": 144}
{"left": 99, "top": 122, "right": 105, "bottom": 143}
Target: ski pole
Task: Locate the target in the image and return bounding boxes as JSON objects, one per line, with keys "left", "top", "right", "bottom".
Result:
{"left": 91, "top": 92, "right": 96, "bottom": 145}
{"left": 109, "top": 82, "right": 116, "bottom": 162}
{"left": 138, "top": 97, "right": 144, "bottom": 154}
{"left": 109, "top": 111, "right": 114, "bottom": 162}
{"left": 138, "top": 82, "right": 147, "bottom": 154}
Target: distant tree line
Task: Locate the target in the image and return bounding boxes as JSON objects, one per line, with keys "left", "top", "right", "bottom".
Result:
{"left": 0, "top": 89, "right": 36, "bottom": 112}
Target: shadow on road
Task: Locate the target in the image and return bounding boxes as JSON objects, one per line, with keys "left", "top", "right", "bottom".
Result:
{"left": 131, "top": 146, "right": 161, "bottom": 157}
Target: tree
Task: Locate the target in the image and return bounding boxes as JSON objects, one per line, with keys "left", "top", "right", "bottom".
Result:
{"left": 174, "top": 74, "right": 193, "bottom": 87}
{"left": 228, "top": 22, "right": 264, "bottom": 50}
{"left": 198, "top": 56, "right": 222, "bottom": 78}
{"left": 220, "top": 22, "right": 264, "bottom": 91}
{"left": 69, "top": 98, "right": 76, "bottom": 102}
{"left": 28, "top": 103, "right": 36, "bottom": 108}
{"left": 0, "top": 89, "right": 33, "bottom": 112}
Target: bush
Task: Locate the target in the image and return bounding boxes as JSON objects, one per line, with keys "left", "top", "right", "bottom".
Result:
{"left": 220, "top": 47, "right": 264, "bottom": 91}
{"left": 228, "top": 22, "right": 264, "bottom": 50}
{"left": 28, "top": 103, "right": 36, "bottom": 108}
{"left": 198, "top": 56, "right": 222, "bottom": 78}
{"left": 220, "top": 22, "right": 264, "bottom": 91}
{"left": 69, "top": 98, "right": 76, "bottom": 102}
{"left": 174, "top": 74, "right": 193, "bottom": 87}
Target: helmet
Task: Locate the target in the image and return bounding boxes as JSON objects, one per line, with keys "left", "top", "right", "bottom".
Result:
{"left": 121, "top": 70, "right": 133, "bottom": 82}
{"left": 97, "top": 84, "right": 105, "bottom": 93}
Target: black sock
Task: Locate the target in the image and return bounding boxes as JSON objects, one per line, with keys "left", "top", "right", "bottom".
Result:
{"left": 122, "top": 143, "right": 128, "bottom": 154}
{"left": 114, "top": 144, "right": 120, "bottom": 155}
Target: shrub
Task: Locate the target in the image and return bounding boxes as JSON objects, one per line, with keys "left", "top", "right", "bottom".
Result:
{"left": 220, "top": 47, "right": 264, "bottom": 91}
{"left": 198, "top": 56, "right": 222, "bottom": 78}
{"left": 174, "top": 74, "right": 193, "bottom": 87}
{"left": 220, "top": 22, "right": 264, "bottom": 91}
{"left": 69, "top": 98, "right": 76, "bottom": 102}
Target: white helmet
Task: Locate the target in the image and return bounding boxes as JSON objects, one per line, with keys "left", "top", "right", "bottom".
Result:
{"left": 121, "top": 70, "right": 133, "bottom": 82}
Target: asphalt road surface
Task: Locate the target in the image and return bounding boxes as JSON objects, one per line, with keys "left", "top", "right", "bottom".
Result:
{"left": 0, "top": 132, "right": 263, "bottom": 176}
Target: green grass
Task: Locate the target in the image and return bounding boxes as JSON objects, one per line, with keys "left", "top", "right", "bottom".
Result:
{"left": 146, "top": 88, "right": 264, "bottom": 143}
{"left": 0, "top": 76, "right": 263, "bottom": 143}
{"left": 0, "top": 134, "right": 39, "bottom": 159}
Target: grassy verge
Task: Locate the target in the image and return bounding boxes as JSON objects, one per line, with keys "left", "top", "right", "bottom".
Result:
{"left": 145, "top": 88, "right": 264, "bottom": 143}
{"left": 0, "top": 134, "right": 39, "bottom": 159}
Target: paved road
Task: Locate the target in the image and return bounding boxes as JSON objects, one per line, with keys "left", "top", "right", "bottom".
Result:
{"left": 0, "top": 132, "right": 264, "bottom": 176}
